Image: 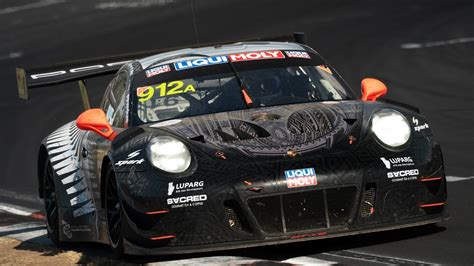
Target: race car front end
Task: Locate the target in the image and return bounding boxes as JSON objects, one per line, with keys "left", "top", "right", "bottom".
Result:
{"left": 110, "top": 101, "right": 448, "bottom": 255}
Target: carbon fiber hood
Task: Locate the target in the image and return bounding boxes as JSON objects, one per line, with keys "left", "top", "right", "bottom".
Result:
{"left": 148, "top": 101, "right": 363, "bottom": 157}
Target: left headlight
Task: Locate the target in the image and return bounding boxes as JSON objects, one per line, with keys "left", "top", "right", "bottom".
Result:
{"left": 371, "top": 109, "right": 411, "bottom": 148}
{"left": 147, "top": 136, "right": 191, "bottom": 173}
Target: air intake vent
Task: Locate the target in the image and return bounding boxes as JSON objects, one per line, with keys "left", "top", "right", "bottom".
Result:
{"left": 223, "top": 201, "right": 252, "bottom": 234}
{"left": 360, "top": 183, "right": 376, "bottom": 218}
{"left": 287, "top": 109, "right": 334, "bottom": 136}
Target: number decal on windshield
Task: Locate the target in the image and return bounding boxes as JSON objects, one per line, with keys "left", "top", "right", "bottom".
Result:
{"left": 137, "top": 81, "right": 196, "bottom": 102}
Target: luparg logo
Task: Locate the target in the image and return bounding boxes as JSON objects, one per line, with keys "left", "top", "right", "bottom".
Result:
{"left": 115, "top": 150, "right": 144, "bottom": 166}
{"left": 168, "top": 181, "right": 204, "bottom": 195}
{"left": 380, "top": 156, "right": 414, "bottom": 169}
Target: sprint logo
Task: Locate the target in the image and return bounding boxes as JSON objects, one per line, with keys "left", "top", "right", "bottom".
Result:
{"left": 115, "top": 150, "right": 145, "bottom": 166}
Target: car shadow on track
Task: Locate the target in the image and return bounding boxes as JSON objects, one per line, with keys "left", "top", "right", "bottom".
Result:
{"left": 11, "top": 224, "right": 445, "bottom": 263}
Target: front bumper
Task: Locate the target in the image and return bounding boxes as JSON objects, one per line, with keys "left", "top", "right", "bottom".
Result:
{"left": 115, "top": 131, "right": 448, "bottom": 255}
{"left": 123, "top": 213, "right": 448, "bottom": 255}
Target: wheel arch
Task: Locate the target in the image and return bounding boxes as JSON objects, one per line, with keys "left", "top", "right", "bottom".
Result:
{"left": 38, "top": 144, "right": 48, "bottom": 198}
{"left": 100, "top": 155, "right": 113, "bottom": 209}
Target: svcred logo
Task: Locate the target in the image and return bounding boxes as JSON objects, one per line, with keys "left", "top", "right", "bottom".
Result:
{"left": 285, "top": 168, "right": 317, "bottom": 188}
{"left": 167, "top": 194, "right": 207, "bottom": 205}
{"left": 387, "top": 169, "right": 419, "bottom": 178}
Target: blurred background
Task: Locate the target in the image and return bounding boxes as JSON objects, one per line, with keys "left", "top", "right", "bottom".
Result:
{"left": 0, "top": 0, "right": 472, "bottom": 263}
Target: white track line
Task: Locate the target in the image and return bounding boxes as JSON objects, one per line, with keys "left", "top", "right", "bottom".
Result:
{"left": 446, "top": 176, "right": 474, "bottom": 182}
{"left": 149, "top": 256, "right": 268, "bottom": 265}
{"left": 0, "top": 202, "right": 39, "bottom": 217}
{"left": 0, "top": 222, "right": 46, "bottom": 242}
{"left": 0, "top": 51, "right": 23, "bottom": 61}
{"left": 401, "top": 37, "right": 474, "bottom": 49}
{"left": 282, "top": 256, "right": 336, "bottom": 264}
{"left": 0, "top": 0, "right": 66, "bottom": 15}
{"left": 96, "top": 0, "right": 175, "bottom": 10}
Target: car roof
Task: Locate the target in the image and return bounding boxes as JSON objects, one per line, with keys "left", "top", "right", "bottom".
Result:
{"left": 137, "top": 41, "right": 314, "bottom": 70}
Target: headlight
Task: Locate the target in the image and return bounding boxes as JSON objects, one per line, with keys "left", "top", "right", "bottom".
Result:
{"left": 147, "top": 136, "right": 191, "bottom": 173}
{"left": 371, "top": 110, "right": 411, "bottom": 147}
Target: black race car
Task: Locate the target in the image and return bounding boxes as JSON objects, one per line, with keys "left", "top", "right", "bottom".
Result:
{"left": 16, "top": 33, "right": 448, "bottom": 256}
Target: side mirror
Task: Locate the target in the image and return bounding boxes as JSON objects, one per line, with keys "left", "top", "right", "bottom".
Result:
{"left": 361, "top": 78, "right": 388, "bottom": 101}
{"left": 76, "top": 108, "right": 116, "bottom": 140}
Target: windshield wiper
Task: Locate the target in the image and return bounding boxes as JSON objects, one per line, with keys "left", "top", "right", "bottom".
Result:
{"left": 226, "top": 59, "right": 253, "bottom": 108}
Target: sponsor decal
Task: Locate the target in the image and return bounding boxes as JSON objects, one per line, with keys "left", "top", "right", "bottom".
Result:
{"left": 412, "top": 116, "right": 429, "bottom": 132}
{"left": 167, "top": 194, "right": 207, "bottom": 209}
{"left": 285, "top": 50, "right": 311, "bottom": 59}
{"left": 29, "top": 61, "right": 130, "bottom": 80}
{"left": 168, "top": 181, "right": 204, "bottom": 196}
{"left": 174, "top": 55, "right": 228, "bottom": 71}
{"left": 228, "top": 50, "right": 285, "bottom": 62}
{"left": 387, "top": 169, "right": 419, "bottom": 182}
{"left": 62, "top": 220, "right": 72, "bottom": 239}
{"left": 145, "top": 64, "right": 171, "bottom": 78}
{"left": 137, "top": 80, "right": 196, "bottom": 102}
{"left": 285, "top": 168, "right": 318, "bottom": 188}
{"left": 115, "top": 150, "right": 145, "bottom": 166}
{"left": 380, "top": 156, "right": 414, "bottom": 169}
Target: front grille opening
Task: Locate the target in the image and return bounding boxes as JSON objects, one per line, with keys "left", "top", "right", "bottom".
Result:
{"left": 223, "top": 200, "right": 252, "bottom": 234}
{"left": 247, "top": 196, "right": 283, "bottom": 234}
{"left": 283, "top": 190, "right": 327, "bottom": 232}
{"left": 360, "top": 183, "right": 376, "bottom": 218}
{"left": 248, "top": 187, "right": 356, "bottom": 234}
{"left": 327, "top": 187, "right": 357, "bottom": 225}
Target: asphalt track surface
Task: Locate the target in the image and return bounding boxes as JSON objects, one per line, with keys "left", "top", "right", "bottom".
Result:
{"left": 0, "top": 0, "right": 473, "bottom": 264}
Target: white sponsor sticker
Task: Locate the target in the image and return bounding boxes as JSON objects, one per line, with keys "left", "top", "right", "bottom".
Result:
{"left": 168, "top": 181, "right": 204, "bottom": 196}
{"left": 167, "top": 194, "right": 207, "bottom": 209}
{"left": 115, "top": 150, "right": 144, "bottom": 166}
{"left": 412, "top": 116, "right": 429, "bottom": 132}
{"left": 145, "top": 64, "right": 171, "bottom": 78}
{"left": 387, "top": 169, "right": 419, "bottom": 182}
{"left": 380, "top": 156, "right": 414, "bottom": 169}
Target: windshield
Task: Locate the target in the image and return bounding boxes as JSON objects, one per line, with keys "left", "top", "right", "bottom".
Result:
{"left": 132, "top": 50, "right": 353, "bottom": 124}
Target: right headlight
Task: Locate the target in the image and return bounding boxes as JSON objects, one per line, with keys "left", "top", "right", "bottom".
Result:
{"left": 147, "top": 136, "right": 191, "bottom": 173}
{"left": 371, "top": 109, "right": 411, "bottom": 147}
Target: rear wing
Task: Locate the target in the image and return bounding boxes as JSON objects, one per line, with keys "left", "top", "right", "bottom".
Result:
{"left": 16, "top": 32, "right": 307, "bottom": 110}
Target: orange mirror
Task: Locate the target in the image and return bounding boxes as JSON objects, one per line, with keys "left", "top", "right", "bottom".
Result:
{"left": 361, "top": 78, "right": 388, "bottom": 101}
{"left": 76, "top": 108, "right": 116, "bottom": 140}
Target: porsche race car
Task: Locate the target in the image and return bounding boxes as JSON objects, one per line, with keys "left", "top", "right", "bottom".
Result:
{"left": 16, "top": 33, "right": 448, "bottom": 256}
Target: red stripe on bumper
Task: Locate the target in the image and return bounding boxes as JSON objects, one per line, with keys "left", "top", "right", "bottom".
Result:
{"left": 420, "top": 202, "right": 445, "bottom": 208}
{"left": 420, "top": 177, "right": 443, "bottom": 182}
{"left": 150, "top": 235, "right": 176, "bottom": 241}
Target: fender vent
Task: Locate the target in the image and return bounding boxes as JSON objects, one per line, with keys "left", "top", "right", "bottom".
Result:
{"left": 214, "top": 121, "right": 270, "bottom": 142}
{"left": 360, "top": 183, "right": 376, "bottom": 218}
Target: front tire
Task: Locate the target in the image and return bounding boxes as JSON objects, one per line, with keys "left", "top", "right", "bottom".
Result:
{"left": 105, "top": 165, "right": 124, "bottom": 257}
{"left": 43, "top": 159, "right": 61, "bottom": 245}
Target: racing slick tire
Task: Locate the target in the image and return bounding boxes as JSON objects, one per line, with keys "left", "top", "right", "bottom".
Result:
{"left": 105, "top": 164, "right": 124, "bottom": 257}
{"left": 43, "top": 159, "right": 61, "bottom": 246}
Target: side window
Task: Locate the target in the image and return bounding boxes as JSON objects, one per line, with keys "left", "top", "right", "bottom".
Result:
{"left": 100, "top": 71, "right": 129, "bottom": 128}
{"left": 112, "top": 73, "right": 128, "bottom": 127}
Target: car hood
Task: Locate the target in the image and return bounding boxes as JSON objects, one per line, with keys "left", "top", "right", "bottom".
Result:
{"left": 147, "top": 101, "right": 363, "bottom": 157}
